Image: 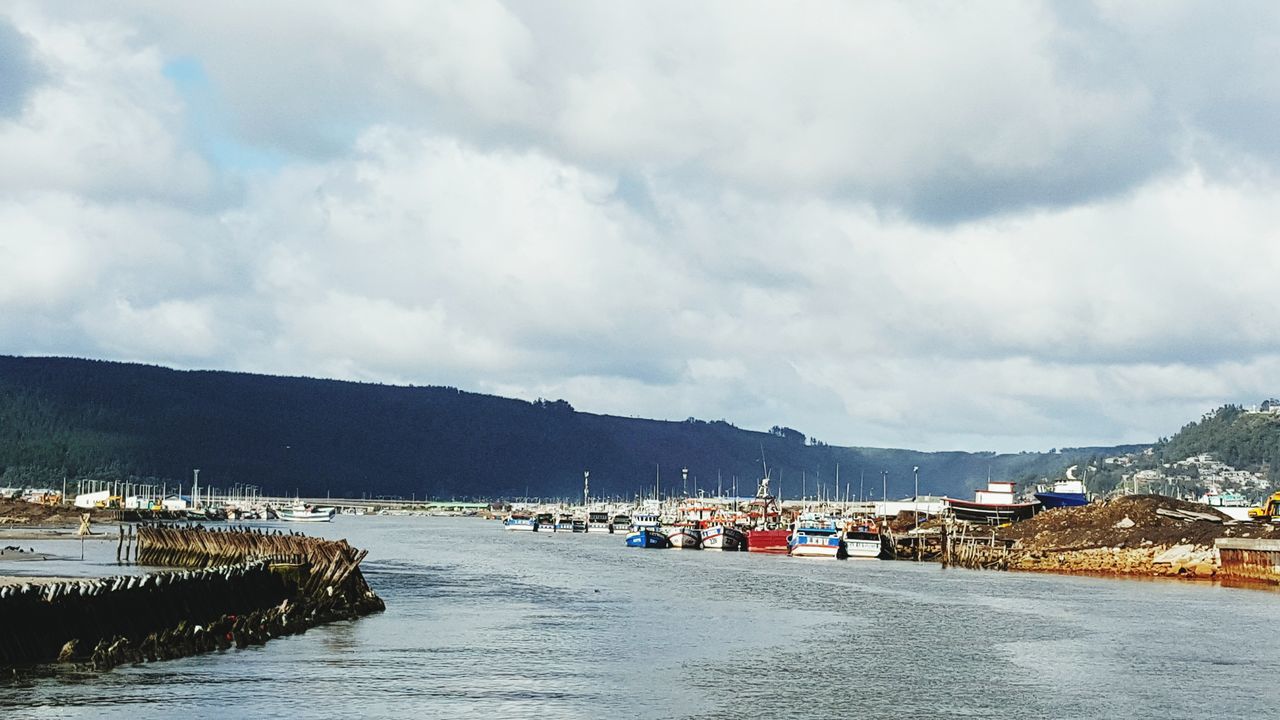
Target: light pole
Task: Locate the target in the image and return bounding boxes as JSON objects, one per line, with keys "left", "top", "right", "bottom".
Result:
{"left": 881, "top": 470, "right": 887, "bottom": 517}
{"left": 913, "top": 465, "right": 920, "bottom": 523}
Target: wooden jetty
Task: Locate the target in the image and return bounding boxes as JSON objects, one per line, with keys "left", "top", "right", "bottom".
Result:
{"left": 939, "top": 520, "right": 1015, "bottom": 570}
{"left": 0, "top": 524, "right": 383, "bottom": 670}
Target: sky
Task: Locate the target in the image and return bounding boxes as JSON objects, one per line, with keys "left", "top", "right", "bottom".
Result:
{"left": 2, "top": 1, "right": 1279, "bottom": 453}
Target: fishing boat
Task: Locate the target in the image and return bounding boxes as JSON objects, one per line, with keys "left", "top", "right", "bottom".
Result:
{"left": 571, "top": 518, "right": 588, "bottom": 533}
{"left": 554, "top": 513, "right": 575, "bottom": 532}
{"left": 666, "top": 524, "right": 702, "bottom": 549}
{"left": 699, "top": 523, "right": 746, "bottom": 551}
{"left": 744, "top": 473, "right": 788, "bottom": 553}
{"left": 276, "top": 504, "right": 336, "bottom": 523}
{"left": 503, "top": 513, "right": 537, "bottom": 531}
{"left": 625, "top": 527, "right": 670, "bottom": 548}
{"left": 625, "top": 512, "right": 669, "bottom": 548}
{"left": 945, "top": 481, "right": 1040, "bottom": 524}
{"left": 1034, "top": 479, "right": 1089, "bottom": 509}
{"left": 840, "top": 518, "right": 883, "bottom": 559}
{"left": 587, "top": 511, "right": 613, "bottom": 533}
{"left": 788, "top": 522, "right": 843, "bottom": 558}
{"left": 610, "top": 514, "right": 632, "bottom": 533}
{"left": 533, "top": 512, "right": 556, "bottom": 531}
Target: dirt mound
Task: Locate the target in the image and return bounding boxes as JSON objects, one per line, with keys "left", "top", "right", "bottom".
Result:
{"left": 998, "top": 494, "right": 1280, "bottom": 550}
{"left": 0, "top": 499, "right": 112, "bottom": 527}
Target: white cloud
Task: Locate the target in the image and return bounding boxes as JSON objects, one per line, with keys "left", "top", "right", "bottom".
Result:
{"left": 3, "top": 3, "right": 1280, "bottom": 452}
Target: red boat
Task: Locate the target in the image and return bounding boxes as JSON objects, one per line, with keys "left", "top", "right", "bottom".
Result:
{"left": 746, "top": 528, "right": 790, "bottom": 554}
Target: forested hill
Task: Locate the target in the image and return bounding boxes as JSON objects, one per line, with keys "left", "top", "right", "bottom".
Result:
{"left": 0, "top": 356, "right": 1135, "bottom": 500}
{"left": 1157, "top": 404, "right": 1280, "bottom": 470}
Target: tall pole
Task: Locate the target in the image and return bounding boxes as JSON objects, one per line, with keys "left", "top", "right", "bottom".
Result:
{"left": 682, "top": 467, "right": 688, "bottom": 498}
{"left": 193, "top": 468, "right": 200, "bottom": 509}
{"left": 882, "top": 470, "right": 887, "bottom": 515}
{"left": 584, "top": 470, "right": 589, "bottom": 507}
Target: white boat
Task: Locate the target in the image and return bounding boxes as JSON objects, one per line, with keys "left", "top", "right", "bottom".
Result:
{"left": 586, "top": 511, "right": 613, "bottom": 533}
{"left": 503, "top": 513, "right": 536, "bottom": 531}
{"left": 277, "top": 504, "right": 336, "bottom": 522}
{"left": 788, "top": 524, "right": 842, "bottom": 558}
{"left": 698, "top": 524, "right": 745, "bottom": 551}
{"left": 666, "top": 525, "right": 702, "bottom": 549}
{"left": 840, "top": 523, "right": 883, "bottom": 559}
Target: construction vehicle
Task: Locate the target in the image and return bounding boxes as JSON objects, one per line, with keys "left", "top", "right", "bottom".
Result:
{"left": 1248, "top": 492, "right": 1280, "bottom": 521}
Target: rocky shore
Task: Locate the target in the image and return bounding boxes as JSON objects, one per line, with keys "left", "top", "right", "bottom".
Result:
{"left": 995, "top": 495, "right": 1280, "bottom": 580}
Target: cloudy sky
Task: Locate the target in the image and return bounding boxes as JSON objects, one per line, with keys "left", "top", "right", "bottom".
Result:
{"left": 2, "top": 1, "right": 1278, "bottom": 452}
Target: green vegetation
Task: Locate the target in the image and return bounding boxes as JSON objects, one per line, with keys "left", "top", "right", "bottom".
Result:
{"left": 1155, "top": 404, "right": 1280, "bottom": 472}
{"left": 0, "top": 356, "right": 1127, "bottom": 500}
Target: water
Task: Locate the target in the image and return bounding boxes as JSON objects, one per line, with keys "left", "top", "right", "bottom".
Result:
{"left": 4, "top": 516, "right": 1280, "bottom": 719}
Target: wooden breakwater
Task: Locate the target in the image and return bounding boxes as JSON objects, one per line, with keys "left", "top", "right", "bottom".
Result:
{"left": 1, "top": 525, "right": 384, "bottom": 671}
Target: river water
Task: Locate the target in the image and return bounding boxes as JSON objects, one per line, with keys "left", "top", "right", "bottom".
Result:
{"left": 4, "top": 515, "right": 1280, "bottom": 719}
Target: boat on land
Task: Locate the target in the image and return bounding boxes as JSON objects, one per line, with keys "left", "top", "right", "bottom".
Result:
{"left": 666, "top": 524, "right": 701, "bottom": 549}
{"left": 945, "top": 481, "right": 1040, "bottom": 524}
{"left": 840, "top": 519, "right": 883, "bottom": 559}
{"left": 1034, "top": 479, "right": 1089, "bottom": 509}
{"left": 788, "top": 522, "right": 843, "bottom": 558}
{"left": 277, "top": 504, "right": 336, "bottom": 523}
{"left": 587, "top": 511, "right": 613, "bottom": 533}
{"left": 503, "top": 513, "right": 537, "bottom": 531}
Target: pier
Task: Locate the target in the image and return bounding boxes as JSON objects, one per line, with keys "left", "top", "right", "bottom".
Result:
{"left": 1215, "top": 538, "right": 1280, "bottom": 585}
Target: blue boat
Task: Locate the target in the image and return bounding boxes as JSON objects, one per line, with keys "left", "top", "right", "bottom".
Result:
{"left": 625, "top": 512, "right": 667, "bottom": 548}
{"left": 788, "top": 524, "right": 843, "bottom": 558}
{"left": 1034, "top": 480, "right": 1088, "bottom": 509}
{"left": 626, "top": 528, "right": 670, "bottom": 548}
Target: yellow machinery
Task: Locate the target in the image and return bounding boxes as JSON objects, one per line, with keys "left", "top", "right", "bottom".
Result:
{"left": 1248, "top": 492, "right": 1280, "bottom": 521}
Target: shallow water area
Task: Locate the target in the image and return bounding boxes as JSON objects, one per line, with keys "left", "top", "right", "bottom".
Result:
{"left": 3, "top": 515, "right": 1280, "bottom": 719}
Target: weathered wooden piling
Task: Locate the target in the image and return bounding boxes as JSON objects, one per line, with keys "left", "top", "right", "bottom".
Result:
{"left": 1, "top": 525, "right": 384, "bottom": 671}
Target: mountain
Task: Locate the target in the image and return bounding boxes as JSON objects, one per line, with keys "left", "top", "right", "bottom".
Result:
{"left": 0, "top": 356, "right": 1139, "bottom": 500}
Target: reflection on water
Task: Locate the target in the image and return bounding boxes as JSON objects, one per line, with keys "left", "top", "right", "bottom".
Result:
{"left": 4, "top": 516, "right": 1280, "bottom": 719}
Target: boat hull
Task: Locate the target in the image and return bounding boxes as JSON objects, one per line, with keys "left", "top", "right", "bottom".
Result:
{"left": 843, "top": 538, "right": 883, "bottom": 559}
{"left": 625, "top": 529, "right": 669, "bottom": 548}
{"left": 700, "top": 525, "right": 745, "bottom": 551}
{"left": 788, "top": 539, "right": 842, "bottom": 558}
{"left": 1034, "top": 492, "right": 1088, "bottom": 509}
{"left": 277, "top": 507, "right": 335, "bottom": 522}
{"left": 945, "top": 498, "right": 1040, "bottom": 524}
{"left": 746, "top": 528, "right": 790, "bottom": 554}
{"left": 503, "top": 520, "right": 536, "bottom": 531}
{"left": 667, "top": 528, "right": 702, "bottom": 549}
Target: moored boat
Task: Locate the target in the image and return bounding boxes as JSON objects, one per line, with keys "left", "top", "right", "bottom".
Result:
{"left": 277, "top": 504, "right": 336, "bottom": 523}
{"left": 610, "top": 514, "right": 632, "bottom": 533}
{"left": 625, "top": 527, "right": 670, "bottom": 548}
{"left": 587, "top": 511, "right": 613, "bottom": 533}
{"left": 554, "top": 513, "right": 575, "bottom": 532}
{"left": 747, "top": 528, "right": 790, "bottom": 554}
{"left": 533, "top": 512, "right": 556, "bottom": 531}
{"left": 788, "top": 523, "right": 843, "bottom": 558}
{"left": 666, "top": 525, "right": 702, "bottom": 549}
{"left": 699, "top": 523, "right": 746, "bottom": 551}
{"left": 503, "top": 513, "right": 536, "bottom": 531}
{"left": 841, "top": 519, "right": 883, "bottom": 559}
